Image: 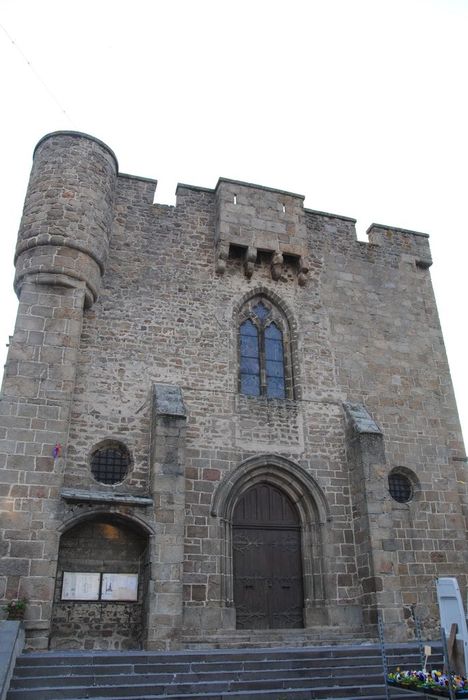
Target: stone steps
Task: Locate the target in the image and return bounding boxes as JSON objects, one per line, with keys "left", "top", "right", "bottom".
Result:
{"left": 6, "top": 642, "right": 442, "bottom": 700}
{"left": 179, "top": 627, "right": 369, "bottom": 649}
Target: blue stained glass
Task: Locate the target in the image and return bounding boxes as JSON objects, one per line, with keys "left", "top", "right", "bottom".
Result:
{"left": 240, "top": 318, "right": 260, "bottom": 396}
{"left": 267, "top": 376, "right": 286, "bottom": 399}
{"left": 240, "top": 356, "right": 260, "bottom": 374}
{"left": 241, "top": 334, "right": 259, "bottom": 358}
{"left": 266, "top": 360, "right": 284, "bottom": 378}
{"left": 241, "top": 374, "right": 260, "bottom": 396}
{"left": 240, "top": 319, "right": 258, "bottom": 336}
{"left": 265, "top": 323, "right": 282, "bottom": 340}
{"left": 240, "top": 312, "right": 287, "bottom": 399}
{"left": 252, "top": 302, "right": 270, "bottom": 321}
{"left": 265, "top": 338, "right": 283, "bottom": 362}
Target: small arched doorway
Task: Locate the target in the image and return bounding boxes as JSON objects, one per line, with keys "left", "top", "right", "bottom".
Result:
{"left": 51, "top": 514, "right": 150, "bottom": 650}
{"left": 233, "top": 482, "right": 303, "bottom": 629}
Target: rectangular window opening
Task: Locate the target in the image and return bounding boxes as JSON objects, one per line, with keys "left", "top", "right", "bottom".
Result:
{"left": 257, "top": 249, "right": 273, "bottom": 265}
{"left": 229, "top": 243, "right": 247, "bottom": 260}
{"left": 283, "top": 253, "right": 299, "bottom": 268}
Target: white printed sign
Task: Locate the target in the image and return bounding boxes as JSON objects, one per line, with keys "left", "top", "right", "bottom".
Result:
{"left": 101, "top": 573, "right": 138, "bottom": 601}
{"left": 62, "top": 572, "right": 101, "bottom": 600}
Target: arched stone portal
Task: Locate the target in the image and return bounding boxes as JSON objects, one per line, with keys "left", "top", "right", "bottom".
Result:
{"left": 212, "top": 454, "right": 331, "bottom": 629}
{"left": 50, "top": 513, "right": 151, "bottom": 650}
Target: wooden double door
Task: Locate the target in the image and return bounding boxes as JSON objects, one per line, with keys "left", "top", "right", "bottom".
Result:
{"left": 233, "top": 483, "right": 304, "bottom": 629}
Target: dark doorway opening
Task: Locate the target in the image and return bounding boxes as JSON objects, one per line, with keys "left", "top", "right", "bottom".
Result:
{"left": 233, "top": 482, "right": 304, "bottom": 629}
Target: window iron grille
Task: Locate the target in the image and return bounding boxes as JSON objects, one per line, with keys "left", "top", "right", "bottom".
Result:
{"left": 388, "top": 472, "right": 413, "bottom": 503}
{"left": 91, "top": 443, "right": 130, "bottom": 485}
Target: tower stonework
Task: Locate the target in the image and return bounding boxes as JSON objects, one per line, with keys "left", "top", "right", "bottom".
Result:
{"left": 0, "top": 131, "right": 466, "bottom": 651}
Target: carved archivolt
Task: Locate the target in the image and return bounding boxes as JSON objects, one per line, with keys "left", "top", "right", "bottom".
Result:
{"left": 212, "top": 454, "right": 331, "bottom": 616}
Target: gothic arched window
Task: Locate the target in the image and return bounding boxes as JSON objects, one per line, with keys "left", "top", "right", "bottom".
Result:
{"left": 239, "top": 298, "right": 292, "bottom": 399}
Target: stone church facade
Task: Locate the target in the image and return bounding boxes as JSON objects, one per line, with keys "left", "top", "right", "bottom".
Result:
{"left": 0, "top": 131, "right": 466, "bottom": 651}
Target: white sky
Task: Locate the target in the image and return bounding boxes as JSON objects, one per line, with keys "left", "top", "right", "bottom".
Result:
{"left": 0, "top": 0, "right": 467, "bottom": 446}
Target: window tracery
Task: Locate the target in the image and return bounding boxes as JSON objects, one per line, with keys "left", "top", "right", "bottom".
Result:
{"left": 238, "top": 297, "right": 293, "bottom": 399}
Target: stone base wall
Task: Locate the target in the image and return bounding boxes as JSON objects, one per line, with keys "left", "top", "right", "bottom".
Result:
{"left": 50, "top": 602, "right": 143, "bottom": 650}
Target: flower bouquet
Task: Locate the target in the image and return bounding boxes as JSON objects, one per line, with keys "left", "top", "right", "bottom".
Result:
{"left": 387, "top": 669, "right": 468, "bottom": 697}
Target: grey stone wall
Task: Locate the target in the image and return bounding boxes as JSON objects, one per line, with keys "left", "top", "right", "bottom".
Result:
{"left": 0, "top": 281, "right": 86, "bottom": 649}
{"left": 0, "top": 131, "right": 466, "bottom": 649}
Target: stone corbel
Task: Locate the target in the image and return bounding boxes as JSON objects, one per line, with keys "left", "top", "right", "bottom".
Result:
{"left": 215, "top": 243, "right": 230, "bottom": 274}
{"left": 298, "top": 256, "right": 309, "bottom": 286}
{"left": 244, "top": 246, "right": 257, "bottom": 279}
{"left": 271, "top": 251, "right": 283, "bottom": 281}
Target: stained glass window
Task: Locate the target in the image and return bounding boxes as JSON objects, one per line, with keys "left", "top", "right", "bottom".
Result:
{"left": 265, "top": 323, "right": 285, "bottom": 398}
{"left": 239, "top": 302, "right": 287, "bottom": 399}
{"left": 240, "top": 320, "right": 260, "bottom": 396}
{"left": 252, "top": 301, "right": 270, "bottom": 321}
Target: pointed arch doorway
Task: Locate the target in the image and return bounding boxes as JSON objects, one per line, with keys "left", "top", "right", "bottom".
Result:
{"left": 233, "top": 482, "right": 304, "bottom": 629}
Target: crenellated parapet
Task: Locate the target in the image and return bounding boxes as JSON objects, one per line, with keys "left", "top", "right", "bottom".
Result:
{"left": 367, "top": 222, "right": 432, "bottom": 269}
{"left": 14, "top": 131, "right": 118, "bottom": 307}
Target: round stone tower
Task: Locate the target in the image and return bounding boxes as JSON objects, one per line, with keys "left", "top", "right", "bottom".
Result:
{"left": 14, "top": 131, "right": 118, "bottom": 307}
{"left": 1, "top": 132, "right": 118, "bottom": 648}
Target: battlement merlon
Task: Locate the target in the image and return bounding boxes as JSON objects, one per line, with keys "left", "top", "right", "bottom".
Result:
{"left": 367, "top": 223, "right": 433, "bottom": 269}
{"left": 117, "top": 173, "right": 158, "bottom": 205}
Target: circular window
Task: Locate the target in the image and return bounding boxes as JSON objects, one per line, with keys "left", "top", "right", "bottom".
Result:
{"left": 388, "top": 471, "right": 413, "bottom": 503}
{"left": 90, "top": 442, "right": 131, "bottom": 485}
